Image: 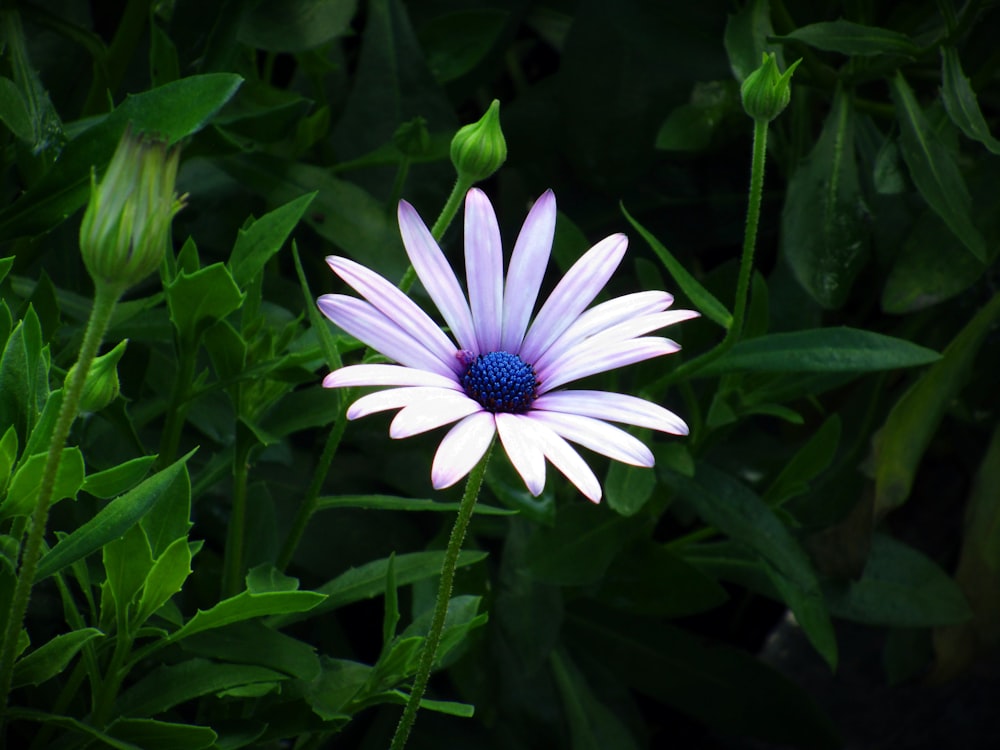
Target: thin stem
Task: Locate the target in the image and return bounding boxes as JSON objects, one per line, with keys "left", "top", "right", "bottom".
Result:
{"left": 389, "top": 443, "right": 493, "bottom": 750}
{"left": 158, "top": 339, "right": 196, "bottom": 468}
{"left": 222, "top": 425, "right": 254, "bottom": 597}
{"left": 0, "top": 281, "right": 123, "bottom": 711}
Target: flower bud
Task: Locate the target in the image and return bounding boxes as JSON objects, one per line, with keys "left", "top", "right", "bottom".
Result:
{"left": 393, "top": 116, "right": 431, "bottom": 158}
{"left": 450, "top": 99, "right": 506, "bottom": 183}
{"left": 80, "top": 127, "right": 186, "bottom": 291}
{"left": 741, "top": 53, "right": 801, "bottom": 122}
{"left": 66, "top": 339, "right": 128, "bottom": 413}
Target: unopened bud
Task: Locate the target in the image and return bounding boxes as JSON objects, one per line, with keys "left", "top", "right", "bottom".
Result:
{"left": 741, "top": 53, "right": 801, "bottom": 122}
{"left": 450, "top": 99, "right": 506, "bottom": 183}
{"left": 393, "top": 117, "right": 431, "bottom": 158}
{"left": 67, "top": 339, "right": 128, "bottom": 413}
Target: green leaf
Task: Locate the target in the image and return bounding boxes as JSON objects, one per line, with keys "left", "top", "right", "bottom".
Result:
{"left": 890, "top": 71, "right": 987, "bottom": 261}
{"left": 604, "top": 460, "right": 657, "bottom": 517}
{"left": 568, "top": 606, "right": 841, "bottom": 748}
{"left": 655, "top": 81, "right": 739, "bottom": 152}
{"left": 166, "top": 263, "right": 245, "bottom": 343}
{"left": 551, "top": 649, "right": 641, "bottom": 750}
{"left": 81, "top": 456, "right": 156, "bottom": 500}
{"left": 763, "top": 415, "right": 841, "bottom": 506}
{"left": 825, "top": 534, "right": 971, "bottom": 626}
{"left": 418, "top": 10, "right": 509, "bottom": 83}
{"left": 179, "top": 621, "right": 320, "bottom": 681}
{"left": 303, "top": 658, "right": 372, "bottom": 719}
{"left": 168, "top": 588, "right": 325, "bottom": 643}
{"left": 0, "top": 76, "right": 34, "bottom": 143}
{"left": 133, "top": 536, "right": 193, "bottom": 627}
{"left": 0, "top": 306, "right": 47, "bottom": 444}
{"left": 940, "top": 47, "right": 1000, "bottom": 155}
{"left": 621, "top": 202, "right": 731, "bottom": 329}
{"left": 724, "top": 0, "right": 779, "bottom": 81}
{"left": 3, "top": 708, "right": 140, "bottom": 749}
{"left": 524, "top": 504, "right": 640, "bottom": 586}
{"left": 670, "top": 464, "right": 837, "bottom": 669}
{"left": 103, "top": 525, "right": 154, "bottom": 624}
{"left": 105, "top": 718, "right": 216, "bottom": 750}
{"left": 115, "top": 659, "right": 287, "bottom": 717}
{"left": 12, "top": 628, "right": 104, "bottom": 688}
{"left": 777, "top": 19, "right": 919, "bottom": 57}
{"left": 699, "top": 327, "right": 939, "bottom": 376}
{"left": 36, "top": 451, "right": 194, "bottom": 580}
{"left": 228, "top": 192, "right": 315, "bottom": 288}
{"left": 140, "top": 457, "right": 192, "bottom": 558}
{"left": 0, "top": 425, "right": 17, "bottom": 492}
{"left": 238, "top": 0, "right": 358, "bottom": 52}
{"left": 782, "top": 88, "right": 869, "bottom": 308}
{"left": 0, "top": 74, "right": 243, "bottom": 238}
{"left": 315, "top": 494, "right": 515, "bottom": 515}
{"left": 872, "top": 291, "right": 1000, "bottom": 514}
{"left": 2, "top": 448, "right": 85, "bottom": 519}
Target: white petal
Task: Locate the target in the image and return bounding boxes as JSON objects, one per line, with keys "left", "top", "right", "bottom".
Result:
{"left": 528, "top": 410, "right": 654, "bottom": 466}
{"left": 346, "top": 386, "right": 463, "bottom": 420}
{"left": 397, "top": 200, "right": 477, "bottom": 352}
{"left": 325, "top": 256, "right": 461, "bottom": 374}
{"left": 539, "top": 337, "right": 680, "bottom": 392}
{"left": 431, "top": 412, "right": 496, "bottom": 489}
{"left": 519, "top": 233, "right": 628, "bottom": 363}
{"left": 501, "top": 190, "right": 556, "bottom": 351}
{"left": 532, "top": 389, "right": 689, "bottom": 435}
{"left": 527, "top": 418, "right": 603, "bottom": 503}
{"left": 390, "top": 393, "right": 483, "bottom": 438}
{"left": 323, "top": 364, "right": 462, "bottom": 391}
{"left": 495, "top": 412, "right": 547, "bottom": 496}
{"left": 536, "top": 308, "right": 698, "bottom": 377}
{"left": 318, "top": 295, "right": 454, "bottom": 377}
{"left": 464, "top": 189, "right": 503, "bottom": 352}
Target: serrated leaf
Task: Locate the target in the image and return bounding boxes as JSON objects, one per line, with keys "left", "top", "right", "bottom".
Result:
{"left": 940, "top": 47, "right": 1000, "bottom": 155}
{"left": 228, "top": 192, "right": 315, "bottom": 288}
{"left": 2, "top": 447, "right": 85, "bottom": 519}
{"left": 166, "top": 263, "right": 245, "bottom": 343}
{"left": 12, "top": 628, "right": 104, "bottom": 688}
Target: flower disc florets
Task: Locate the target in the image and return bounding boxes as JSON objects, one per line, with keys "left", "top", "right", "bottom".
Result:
{"left": 461, "top": 351, "right": 538, "bottom": 413}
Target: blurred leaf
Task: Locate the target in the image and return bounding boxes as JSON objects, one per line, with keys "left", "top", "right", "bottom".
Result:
{"left": 214, "top": 80, "right": 313, "bottom": 142}
{"left": 229, "top": 192, "right": 315, "bottom": 288}
{"left": 2, "top": 709, "right": 138, "bottom": 749}
{"left": 0, "top": 76, "right": 34, "bottom": 143}
{"left": 2, "top": 448, "right": 85, "bottom": 519}
{"left": 568, "top": 605, "right": 840, "bottom": 748}
{"left": 724, "top": 0, "right": 778, "bottom": 80}
{"left": 604, "top": 459, "right": 657, "bottom": 517}
{"left": 0, "top": 74, "right": 243, "bottom": 238}
{"left": 12, "top": 628, "right": 104, "bottom": 688}
{"left": 166, "top": 263, "right": 245, "bottom": 343}
{"left": 116, "top": 659, "right": 286, "bottom": 717}
{"left": 699, "top": 327, "right": 939, "bottom": 376}
{"left": 524, "top": 504, "right": 640, "bottom": 586}
{"left": 825, "top": 534, "right": 971, "bottom": 627}
{"left": 418, "top": 10, "right": 509, "bottom": 83}
{"left": 36, "top": 451, "right": 193, "bottom": 580}
{"left": 622, "top": 203, "right": 731, "bottom": 329}
{"left": 940, "top": 47, "right": 1000, "bottom": 155}
{"left": 872, "top": 291, "right": 1000, "bottom": 514}
{"left": 777, "top": 20, "right": 919, "bottom": 57}
{"left": 595, "top": 543, "right": 728, "bottom": 618}
{"left": 180, "top": 620, "right": 320, "bottom": 681}
{"left": 655, "top": 81, "right": 738, "bottom": 152}
{"left": 882, "top": 209, "right": 987, "bottom": 313}
{"left": 0, "top": 426, "right": 16, "bottom": 493}
{"left": 238, "top": 0, "right": 358, "bottom": 52}
{"left": 315, "top": 494, "right": 514, "bottom": 515}
{"left": 671, "top": 463, "right": 837, "bottom": 669}
{"left": 890, "top": 72, "right": 987, "bottom": 261}
{"left": 782, "top": 87, "right": 870, "bottom": 308}
{"left": 763, "top": 415, "right": 841, "bottom": 507}
{"left": 551, "top": 649, "right": 641, "bottom": 750}
{"left": 105, "top": 719, "right": 215, "bottom": 750}
{"left": 81, "top": 456, "right": 156, "bottom": 500}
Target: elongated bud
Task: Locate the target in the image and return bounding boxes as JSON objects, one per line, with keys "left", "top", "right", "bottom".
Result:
{"left": 66, "top": 339, "right": 128, "bottom": 413}
{"left": 80, "top": 127, "right": 186, "bottom": 291}
{"left": 741, "top": 53, "right": 801, "bottom": 122}
{"left": 450, "top": 99, "right": 506, "bottom": 183}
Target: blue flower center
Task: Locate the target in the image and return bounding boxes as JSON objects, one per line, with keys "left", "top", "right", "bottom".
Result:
{"left": 461, "top": 351, "right": 538, "bottom": 413}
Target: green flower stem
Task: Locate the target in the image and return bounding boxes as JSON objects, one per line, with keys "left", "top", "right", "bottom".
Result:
{"left": 221, "top": 425, "right": 255, "bottom": 598}
{"left": 649, "top": 117, "right": 770, "bottom": 391}
{"left": 389, "top": 442, "right": 493, "bottom": 750}
{"left": 278, "top": 178, "right": 472, "bottom": 570}
{"left": 0, "top": 280, "right": 123, "bottom": 711}
{"left": 158, "top": 340, "right": 197, "bottom": 468}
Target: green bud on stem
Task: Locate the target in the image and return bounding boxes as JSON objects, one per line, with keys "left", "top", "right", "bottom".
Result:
{"left": 741, "top": 53, "right": 801, "bottom": 122}
{"left": 450, "top": 99, "right": 506, "bottom": 183}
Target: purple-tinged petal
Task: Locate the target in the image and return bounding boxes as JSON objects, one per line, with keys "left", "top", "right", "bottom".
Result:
{"left": 533, "top": 389, "right": 689, "bottom": 435}
{"left": 347, "top": 386, "right": 464, "bottom": 420}
{"left": 323, "top": 364, "right": 462, "bottom": 391}
{"left": 326, "top": 256, "right": 461, "bottom": 373}
{"left": 527, "top": 418, "right": 602, "bottom": 503}
{"left": 527, "top": 410, "right": 654, "bottom": 466}
{"left": 465, "top": 189, "right": 504, "bottom": 352}
{"left": 519, "top": 233, "right": 628, "bottom": 363}
{"left": 431, "top": 412, "right": 496, "bottom": 489}
{"left": 390, "top": 393, "right": 483, "bottom": 438}
{"left": 535, "top": 308, "right": 698, "bottom": 376}
{"left": 318, "top": 295, "right": 454, "bottom": 377}
{"left": 539, "top": 337, "right": 680, "bottom": 392}
{"left": 501, "top": 190, "right": 556, "bottom": 351}
{"left": 496, "top": 412, "right": 546, "bottom": 496}
{"left": 397, "top": 200, "right": 477, "bottom": 352}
